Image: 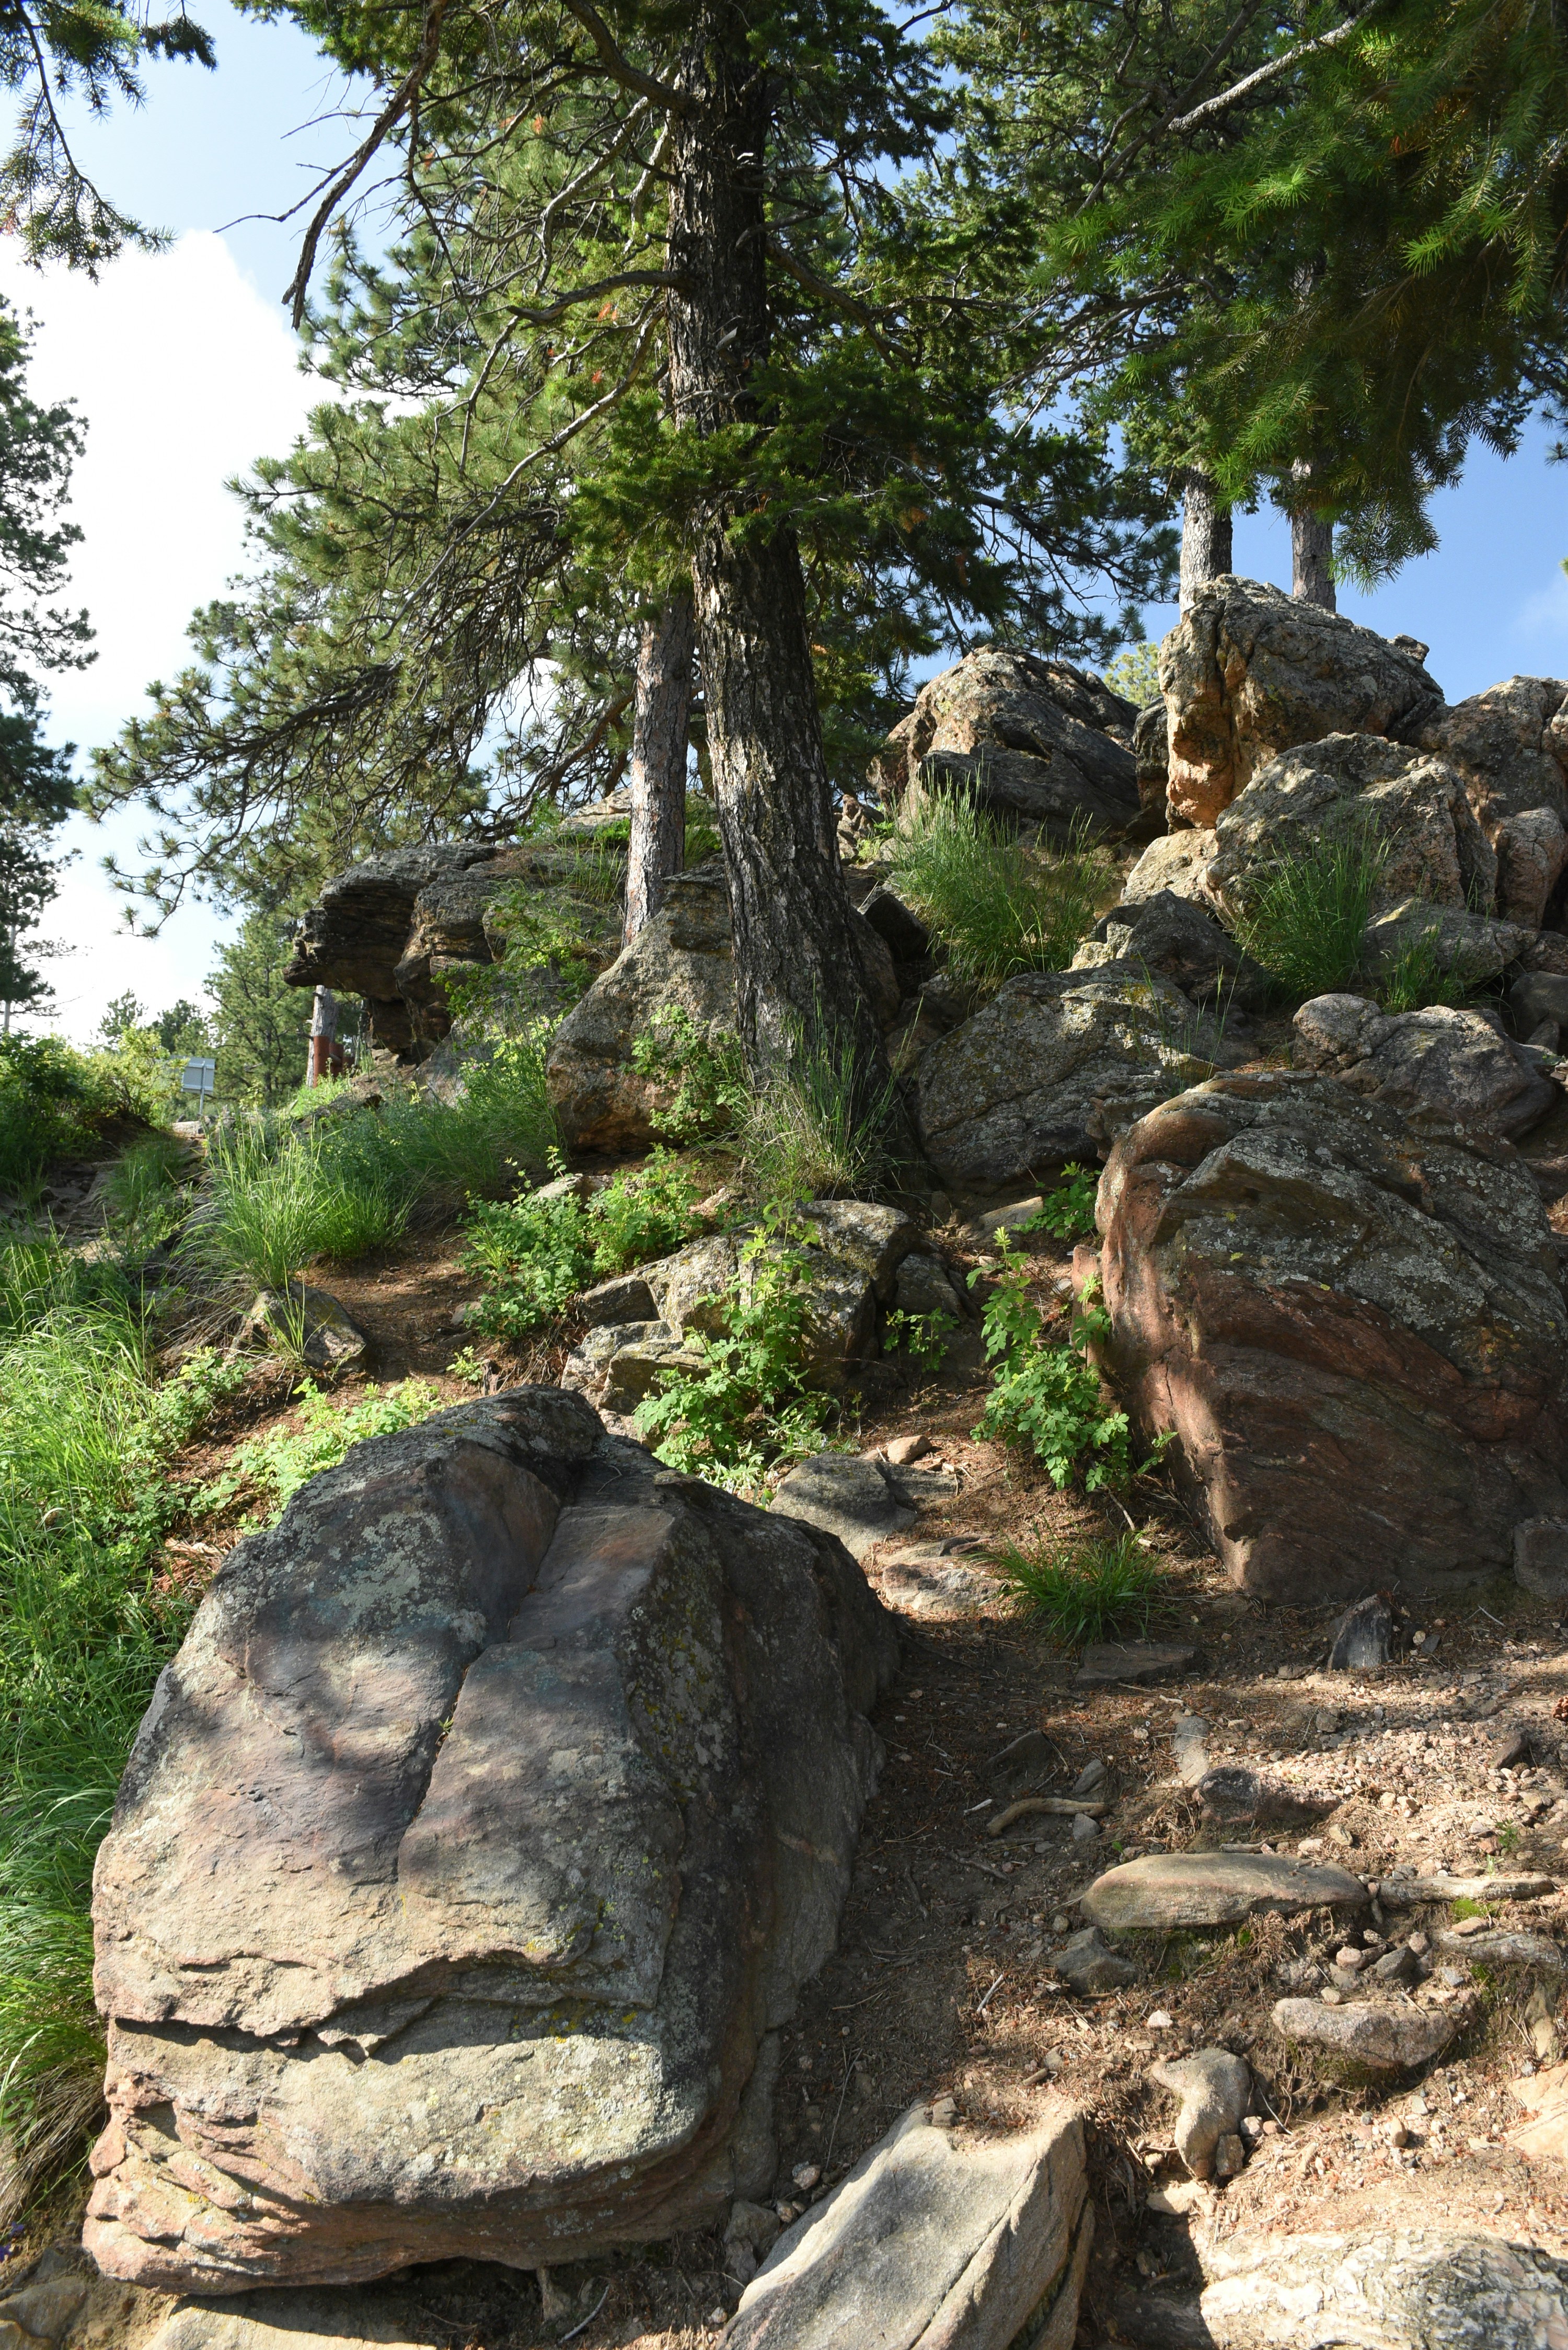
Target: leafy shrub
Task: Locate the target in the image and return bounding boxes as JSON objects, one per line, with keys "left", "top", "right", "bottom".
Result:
{"left": 970, "top": 1241, "right": 1130, "bottom": 1489}
{"left": 462, "top": 1153, "right": 699, "bottom": 1339}
{"left": 992, "top": 1528, "right": 1169, "bottom": 1648}
{"left": 635, "top": 1221, "right": 831, "bottom": 1496}
{"left": 632, "top": 1005, "right": 748, "bottom": 1143}
{"left": 882, "top": 788, "right": 1116, "bottom": 994}
{"left": 200, "top": 1377, "right": 443, "bottom": 1526}
{"left": 742, "top": 1018, "right": 900, "bottom": 1208}
{"left": 590, "top": 1149, "right": 700, "bottom": 1271}
{"left": 884, "top": 1305, "right": 959, "bottom": 1370}
{"left": 1022, "top": 1164, "right": 1099, "bottom": 1241}
{"left": 1232, "top": 832, "right": 1387, "bottom": 1003}
{"left": 0, "top": 1034, "right": 124, "bottom": 1194}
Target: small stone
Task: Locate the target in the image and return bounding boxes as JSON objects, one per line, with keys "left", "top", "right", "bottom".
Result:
{"left": 1081, "top": 1850, "right": 1367, "bottom": 1931}
{"left": 1071, "top": 1811, "right": 1101, "bottom": 1844}
{"left": 1074, "top": 1640, "right": 1198, "bottom": 1687}
{"left": 1150, "top": 2047, "right": 1251, "bottom": 2179}
{"left": 883, "top": 1433, "right": 932, "bottom": 1467}
{"left": 1328, "top": 1593, "right": 1394, "bottom": 1672}
{"left": 1312, "top": 1710, "right": 1342, "bottom": 1736}
{"left": 1320, "top": 1987, "right": 1344, "bottom": 2005}
{"left": 928, "top": 2097, "right": 956, "bottom": 2127}
{"left": 791, "top": 2163, "right": 822, "bottom": 2191}
{"left": 1385, "top": 2121, "right": 1410, "bottom": 2147}
{"left": 1408, "top": 1932, "right": 1429, "bottom": 1955}
{"left": 1371, "top": 1945, "right": 1418, "bottom": 1985}
{"left": 1272, "top": 1997, "right": 1457, "bottom": 2069}
{"left": 1335, "top": 1946, "right": 1367, "bottom": 1972}
{"left": 1148, "top": 2011, "right": 1174, "bottom": 2030}
{"left": 1070, "top": 1757, "right": 1108, "bottom": 1796}
{"left": 1051, "top": 1913, "right": 1069, "bottom": 1933}
{"left": 1054, "top": 1926, "right": 1137, "bottom": 1994}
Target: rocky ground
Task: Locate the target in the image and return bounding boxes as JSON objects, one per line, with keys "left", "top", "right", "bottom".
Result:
{"left": 13, "top": 1201, "right": 1568, "bottom": 2350}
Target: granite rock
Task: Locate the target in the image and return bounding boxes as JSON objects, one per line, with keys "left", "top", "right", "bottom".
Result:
{"left": 1081, "top": 1852, "right": 1367, "bottom": 1932}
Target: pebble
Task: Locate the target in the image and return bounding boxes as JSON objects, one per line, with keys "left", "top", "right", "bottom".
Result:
{"left": 791, "top": 2163, "right": 822, "bottom": 2191}
{"left": 1148, "top": 2010, "right": 1174, "bottom": 2030}
{"left": 1071, "top": 1812, "right": 1101, "bottom": 1843}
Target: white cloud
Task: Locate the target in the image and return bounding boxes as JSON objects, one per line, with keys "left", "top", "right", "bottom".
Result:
{"left": 0, "top": 232, "right": 319, "bottom": 1041}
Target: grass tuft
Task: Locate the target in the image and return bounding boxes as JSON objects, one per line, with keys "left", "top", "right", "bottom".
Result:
{"left": 991, "top": 1527, "right": 1169, "bottom": 1648}
{"left": 1231, "top": 832, "right": 1387, "bottom": 1003}
{"left": 741, "top": 1019, "right": 901, "bottom": 1209}
{"left": 882, "top": 786, "right": 1116, "bottom": 995}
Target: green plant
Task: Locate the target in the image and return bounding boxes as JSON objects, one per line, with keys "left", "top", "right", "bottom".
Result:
{"left": 1376, "top": 926, "right": 1482, "bottom": 1015}
{"left": 993, "top": 1527, "right": 1169, "bottom": 1647}
{"left": 1022, "top": 1164, "right": 1099, "bottom": 1241}
{"left": 200, "top": 1378, "right": 443, "bottom": 1526}
{"left": 1450, "top": 1896, "right": 1490, "bottom": 1921}
{"left": 884, "top": 1306, "right": 958, "bottom": 1370}
{"left": 1232, "top": 832, "right": 1388, "bottom": 1003}
{"left": 632, "top": 1005, "right": 748, "bottom": 1144}
{"left": 1105, "top": 642, "right": 1162, "bottom": 705}
{"left": 183, "top": 1120, "right": 408, "bottom": 1295}
{"left": 970, "top": 1242, "right": 1131, "bottom": 1489}
{"left": 462, "top": 1184, "right": 593, "bottom": 1339}
{"left": 0, "top": 1034, "right": 125, "bottom": 1195}
{"left": 447, "top": 1344, "right": 489, "bottom": 1386}
{"left": 1495, "top": 1821, "right": 1521, "bottom": 1856}
{"left": 881, "top": 788, "right": 1116, "bottom": 994}
{"left": 590, "top": 1149, "right": 700, "bottom": 1273}
{"left": 741, "top": 1018, "right": 901, "bottom": 1209}
{"left": 636, "top": 1218, "right": 831, "bottom": 1494}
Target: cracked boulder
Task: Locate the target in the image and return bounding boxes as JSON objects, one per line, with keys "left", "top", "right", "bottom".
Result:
{"left": 84, "top": 1389, "right": 898, "bottom": 2291}
{"left": 916, "top": 962, "right": 1248, "bottom": 1192}
{"left": 1089, "top": 1068, "right": 1568, "bottom": 1598}
{"left": 1160, "top": 577, "right": 1445, "bottom": 827}
{"left": 1070, "top": 889, "right": 1270, "bottom": 1011}
{"left": 1417, "top": 675, "right": 1568, "bottom": 927}
{"left": 1292, "top": 994, "right": 1558, "bottom": 1141}
{"left": 869, "top": 647, "right": 1140, "bottom": 839}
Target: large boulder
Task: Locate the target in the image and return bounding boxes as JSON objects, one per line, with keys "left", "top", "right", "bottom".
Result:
{"left": 1160, "top": 578, "right": 1444, "bottom": 827}
{"left": 285, "top": 845, "right": 497, "bottom": 1055}
{"left": 869, "top": 649, "right": 1140, "bottom": 839}
{"left": 1120, "top": 828, "right": 1219, "bottom": 908}
{"left": 915, "top": 962, "right": 1247, "bottom": 1192}
{"left": 84, "top": 1390, "right": 898, "bottom": 2290}
{"left": 1090, "top": 1068, "right": 1568, "bottom": 1599}
{"left": 1071, "top": 890, "right": 1271, "bottom": 1011}
{"left": 1205, "top": 732, "right": 1497, "bottom": 928}
{"left": 1196, "top": 2228, "right": 1568, "bottom": 2350}
{"left": 1419, "top": 676, "right": 1568, "bottom": 927}
{"left": 1293, "top": 994, "right": 1559, "bottom": 1140}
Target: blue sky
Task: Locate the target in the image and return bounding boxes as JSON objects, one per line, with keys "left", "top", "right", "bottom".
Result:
{"left": 20, "top": 7, "right": 1568, "bottom": 1039}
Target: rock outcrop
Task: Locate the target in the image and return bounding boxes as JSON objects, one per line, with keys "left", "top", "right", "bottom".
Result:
{"left": 285, "top": 845, "right": 498, "bottom": 1055}
{"left": 1160, "top": 578, "right": 1444, "bottom": 827}
{"left": 915, "top": 962, "right": 1247, "bottom": 1192}
{"left": 85, "top": 1389, "right": 898, "bottom": 2290}
{"left": 869, "top": 649, "right": 1140, "bottom": 839}
{"left": 1292, "top": 994, "right": 1558, "bottom": 1139}
{"left": 1418, "top": 676, "right": 1568, "bottom": 927}
{"left": 1071, "top": 889, "right": 1271, "bottom": 1010}
{"left": 1196, "top": 2228, "right": 1568, "bottom": 2350}
{"left": 1090, "top": 1069, "right": 1568, "bottom": 1598}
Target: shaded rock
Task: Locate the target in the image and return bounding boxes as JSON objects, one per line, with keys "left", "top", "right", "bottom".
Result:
{"left": 725, "top": 2097, "right": 1092, "bottom": 2350}
{"left": 1071, "top": 1757, "right": 1108, "bottom": 1796}
{"left": 871, "top": 647, "right": 1140, "bottom": 840}
{"left": 1205, "top": 734, "right": 1497, "bottom": 931}
{"left": 1121, "top": 830, "right": 1220, "bottom": 908}
{"left": 1516, "top": 1516, "right": 1568, "bottom": 1600}
{"left": 547, "top": 867, "right": 735, "bottom": 1152}
{"left": 239, "top": 1283, "right": 371, "bottom": 1375}
{"left": 1150, "top": 2047, "right": 1250, "bottom": 2180}
{"left": 1417, "top": 675, "right": 1568, "bottom": 927}
{"left": 1293, "top": 995, "right": 1555, "bottom": 1141}
{"left": 1435, "top": 1929, "right": 1566, "bottom": 1969}
{"left": 1054, "top": 1926, "right": 1137, "bottom": 1994}
{"left": 770, "top": 1454, "right": 916, "bottom": 1562}
{"left": 1198, "top": 2227, "right": 1568, "bottom": 2350}
{"left": 796, "top": 1200, "right": 918, "bottom": 1300}
{"left": 890, "top": 1250, "right": 965, "bottom": 1326}
{"left": 85, "top": 1391, "right": 898, "bottom": 2290}
{"left": 1161, "top": 577, "right": 1445, "bottom": 828}
{"left": 1071, "top": 890, "right": 1270, "bottom": 1012}
{"left": 1081, "top": 1852, "right": 1367, "bottom": 1932}
{"left": 148, "top": 2291, "right": 444, "bottom": 2349}
{"left": 285, "top": 845, "right": 497, "bottom": 1055}
{"left": 875, "top": 1543, "right": 994, "bottom": 1618}
{"left": 988, "top": 1727, "right": 1054, "bottom": 1790}
{"left": 1075, "top": 1640, "right": 1197, "bottom": 1687}
{"left": 575, "top": 1270, "right": 658, "bottom": 1328}
{"left": 0, "top": 2260, "right": 89, "bottom": 2349}
{"left": 1327, "top": 1592, "right": 1394, "bottom": 1673}
{"left": 916, "top": 963, "right": 1246, "bottom": 1192}
{"left": 1360, "top": 896, "right": 1535, "bottom": 988}
{"left": 859, "top": 886, "right": 930, "bottom": 964}
{"left": 1513, "top": 970, "right": 1568, "bottom": 1046}
{"left": 1071, "top": 1811, "right": 1100, "bottom": 1843}
{"left": 1090, "top": 1069, "right": 1568, "bottom": 1598}
{"left": 1272, "top": 1997, "right": 1455, "bottom": 2069}
{"left": 1135, "top": 698, "right": 1169, "bottom": 831}
{"left": 1196, "top": 1766, "right": 1331, "bottom": 1830}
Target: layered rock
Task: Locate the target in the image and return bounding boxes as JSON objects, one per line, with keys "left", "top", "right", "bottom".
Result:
{"left": 1196, "top": 2228, "right": 1568, "bottom": 2350}
{"left": 284, "top": 845, "right": 497, "bottom": 1055}
{"left": 1418, "top": 676, "right": 1568, "bottom": 927}
{"left": 1292, "top": 995, "right": 1559, "bottom": 1140}
{"left": 915, "top": 962, "right": 1247, "bottom": 1192}
{"left": 869, "top": 649, "right": 1140, "bottom": 839}
{"left": 84, "top": 1389, "right": 898, "bottom": 2290}
{"left": 1160, "top": 578, "right": 1444, "bottom": 827}
{"left": 1090, "top": 1069, "right": 1568, "bottom": 1598}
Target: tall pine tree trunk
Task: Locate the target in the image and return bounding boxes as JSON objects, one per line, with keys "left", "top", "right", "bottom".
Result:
{"left": 663, "top": 6, "right": 887, "bottom": 1091}
{"left": 1289, "top": 458, "right": 1336, "bottom": 609}
{"left": 1179, "top": 469, "right": 1232, "bottom": 608}
{"left": 624, "top": 591, "right": 695, "bottom": 942}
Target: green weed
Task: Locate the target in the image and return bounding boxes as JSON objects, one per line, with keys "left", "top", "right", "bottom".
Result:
{"left": 199, "top": 1378, "right": 443, "bottom": 1526}
{"left": 632, "top": 1006, "right": 748, "bottom": 1144}
{"left": 884, "top": 1306, "right": 958, "bottom": 1370}
{"left": 1021, "top": 1164, "right": 1099, "bottom": 1241}
{"left": 993, "top": 1527, "right": 1169, "bottom": 1648}
{"left": 1232, "top": 832, "right": 1387, "bottom": 1003}
{"left": 463, "top": 1151, "right": 699, "bottom": 1340}
{"left": 970, "top": 1241, "right": 1131, "bottom": 1489}
{"left": 882, "top": 787, "right": 1116, "bottom": 994}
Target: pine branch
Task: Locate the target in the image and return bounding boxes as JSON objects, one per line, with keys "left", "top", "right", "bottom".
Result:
{"left": 1168, "top": 2, "right": 1385, "bottom": 134}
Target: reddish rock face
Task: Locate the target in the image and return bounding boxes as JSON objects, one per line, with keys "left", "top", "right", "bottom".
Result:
{"left": 1090, "top": 1069, "right": 1568, "bottom": 1600}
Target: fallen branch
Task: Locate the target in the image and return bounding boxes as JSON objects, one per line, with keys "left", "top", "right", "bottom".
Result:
{"left": 987, "top": 1797, "right": 1107, "bottom": 1839}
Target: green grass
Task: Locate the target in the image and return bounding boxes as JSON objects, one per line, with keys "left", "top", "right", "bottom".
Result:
{"left": 881, "top": 787, "right": 1116, "bottom": 994}
{"left": 1231, "top": 832, "right": 1387, "bottom": 1003}
{"left": 992, "top": 1528, "right": 1170, "bottom": 1647}
{"left": 741, "top": 1018, "right": 901, "bottom": 1209}
{"left": 0, "top": 1034, "right": 126, "bottom": 1197}
{"left": 1375, "top": 926, "right": 1484, "bottom": 1014}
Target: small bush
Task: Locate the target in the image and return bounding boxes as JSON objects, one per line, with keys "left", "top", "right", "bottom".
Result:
{"left": 742, "top": 1020, "right": 900, "bottom": 1208}
{"left": 1232, "top": 832, "right": 1387, "bottom": 1002}
{"left": 632, "top": 1006, "right": 747, "bottom": 1143}
{"left": 993, "top": 1528, "right": 1169, "bottom": 1647}
{"left": 970, "top": 1241, "right": 1130, "bottom": 1489}
{"left": 884, "top": 1305, "right": 958, "bottom": 1370}
{"left": 590, "top": 1149, "right": 700, "bottom": 1273}
{"left": 1022, "top": 1164, "right": 1099, "bottom": 1241}
{"left": 0, "top": 1034, "right": 124, "bottom": 1194}
{"left": 882, "top": 788, "right": 1116, "bottom": 994}
{"left": 200, "top": 1377, "right": 444, "bottom": 1526}
{"left": 462, "top": 1153, "right": 699, "bottom": 1339}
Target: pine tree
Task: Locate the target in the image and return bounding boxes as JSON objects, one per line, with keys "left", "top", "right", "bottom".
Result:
{"left": 205, "top": 909, "right": 316, "bottom": 1105}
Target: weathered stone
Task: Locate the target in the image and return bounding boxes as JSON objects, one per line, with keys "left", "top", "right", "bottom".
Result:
{"left": 1054, "top": 1926, "right": 1137, "bottom": 1994}
{"left": 1513, "top": 970, "right": 1568, "bottom": 1044}
{"left": 1091, "top": 1069, "right": 1568, "bottom": 1598}
{"left": 148, "top": 2291, "right": 444, "bottom": 2349}
{"left": 917, "top": 963, "right": 1246, "bottom": 1192}
{"left": 726, "top": 2098, "right": 1092, "bottom": 2350}
{"left": 1510, "top": 2060, "right": 1568, "bottom": 2164}
{"left": 1074, "top": 1641, "right": 1197, "bottom": 1687}
{"left": 871, "top": 648, "right": 1140, "bottom": 839}
{"left": 875, "top": 1544, "right": 994, "bottom": 1617}
{"left": 1135, "top": 698, "right": 1169, "bottom": 830}
{"left": 85, "top": 1391, "right": 898, "bottom": 2290}
{"left": 1160, "top": 578, "right": 1444, "bottom": 827}
{"left": 284, "top": 845, "right": 497, "bottom": 1053}
{"left": 575, "top": 1270, "right": 657, "bottom": 1327}
{"left": 770, "top": 1453, "right": 916, "bottom": 1562}
{"left": 1380, "top": 1872, "right": 1558, "bottom": 1904}
{"left": 1150, "top": 2048, "right": 1250, "bottom": 2180}
{"left": 796, "top": 1200, "right": 918, "bottom": 1300}
{"left": 240, "top": 1284, "right": 371, "bottom": 1374}
{"left": 1417, "top": 676, "right": 1568, "bottom": 927}
{"left": 1293, "top": 995, "right": 1555, "bottom": 1141}
{"left": 1071, "top": 891, "right": 1271, "bottom": 1012}
{"left": 1206, "top": 734, "right": 1497, "bottom": 932}
{"left": 1327, "top": 1592, "right": 1394, "bottom": 1672}
{"left": 1198, "top": 2227, "right": 1568, "bottom": 2350}
{"left": 1081, "top": 1852, "right": 1367, "bottom": 1932}
{"left": 890, "top": 1250, "right": 965, "bottom": 1325}
{"left": 1172, "top": 1714, "right": 1211, "bottom": 1787}
{"left": 1359, "top": 896, "right": 1535, "bottom": 989}
{"left": 1271, "top": 1997, "right": 1456, "bottom": 2070}
{"left": 1516, "top": 1516, "right": 1568, "bottom": 1599}
{"left": 1121, "top": 830, "right": 1220, "bottom": 908}
{"left": 0, "top": 2263, "right": 89, "bottom": 2348}
{"left": 1434, "top": 1930, "right": 1566, "bottom": 1969}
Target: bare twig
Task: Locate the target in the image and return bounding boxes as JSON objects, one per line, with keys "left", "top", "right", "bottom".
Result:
{"left": 1168, "top": 2, "right": 1383, "bottom": 132}
{"left": 558, "top": 0, "right": 692, "bottom": 113}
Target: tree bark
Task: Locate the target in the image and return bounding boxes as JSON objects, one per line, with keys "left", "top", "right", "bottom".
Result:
{"left": 624, "top": 591, "right": 695, "bottom": 942}
{"left": 1179, "top": 469, "right": 1232, "bottom": 608}
{"left": 1289, "top": 459, "right": 1336, "bottom": 608}
{"left": 663, "top": 5, "right": 887, "bottom": 1094}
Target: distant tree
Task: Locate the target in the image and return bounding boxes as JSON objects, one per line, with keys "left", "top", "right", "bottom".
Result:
{"left": 205, "top": 909, "right": 316, "bottom": 1105}
{"left": 152, "top": 998, "right": 211, "bottom": 1055}
{"left": 97, "top": 990, "right": 145, "bottom": 1042}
